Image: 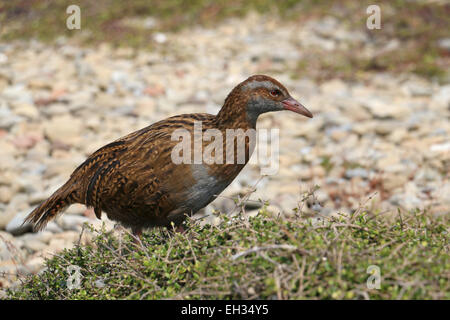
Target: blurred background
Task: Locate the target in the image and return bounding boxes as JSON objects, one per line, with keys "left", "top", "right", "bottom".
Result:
{"left": 0, "top": 0, "right": 449, "bottom": 289}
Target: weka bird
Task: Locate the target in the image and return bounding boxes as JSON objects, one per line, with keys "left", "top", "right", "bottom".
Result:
{"left": 25, "top": 75, "right": 313, "bottom": 237}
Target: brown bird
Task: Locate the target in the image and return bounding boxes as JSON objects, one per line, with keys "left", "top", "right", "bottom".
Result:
{"left": 24, "top": 75, "right": 313, "bottom": 237}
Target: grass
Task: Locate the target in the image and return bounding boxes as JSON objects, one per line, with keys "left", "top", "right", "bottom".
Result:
{"left": 0, "top": 0, "right": 314, "bottom": 44}
{"left": 8, "top": 207, "right": 449, "bottom": 299}
{"left": 0, "top": 0, "right": 449, "bottom": 81}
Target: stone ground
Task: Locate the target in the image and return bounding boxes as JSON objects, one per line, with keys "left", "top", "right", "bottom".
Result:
{"left": 0, "top": 14, "right": 449, "bottom": 294}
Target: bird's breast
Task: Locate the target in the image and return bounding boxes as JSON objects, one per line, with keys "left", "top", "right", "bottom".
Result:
{"left": 180, "top": 164, "right": 231, "bottom": 212}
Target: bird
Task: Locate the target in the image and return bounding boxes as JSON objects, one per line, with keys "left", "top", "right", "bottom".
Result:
{"left": 24, "top": 75, "right": 313, "bottom": 238}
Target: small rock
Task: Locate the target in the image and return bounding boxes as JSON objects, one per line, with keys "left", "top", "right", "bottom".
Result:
{"left": 94, "top": 278, "right": 106, "bottom": 288}
{"left": 437, "top": 38, "right": 450, "bottom": 51}
{"left": 377, "top": 156, "right": 402, "bottom": 172}
{"left": 43, "top": 115, "right": 83, "bottom": 144}
{"left": 0, "top": 103, "right": 23, "bottom": 129}
{"left": 264, "top": 204, "right": 282, "bottom": 216}
{"left": 0, "top": 210, "right": 16, "bottom": 231}
{"left": 45, "top": 221, "right": 63, "bottom": 234}
{"left": 0, "top": 259, "right": 17, "bottom": 275}
{"left": 430, "top": 142, "right": 450, "bottom": 153}
{"left": 374, "top": 121, "right": 399, "bottom": 136}
{"left": 24, "top": 240, "right": 48, "bottom": 253}
{"left": 5, "top": 209, "right": 33, "bottom": 236}
{"left": 401, "top": 77, "right": 433, "bottom": 97}
{"left": 153, "top": 33, "right": 167, "bottom": 44}
{"left": 47, "top": 238, "right": 68, "bottom": 252}
{"left": 361, "top": 98, "right": 409, "bottom": 119}
{"left": 0, "top": 231, "right": 15, "bottom": 261}
{"left": 24, "top": 256, "right": 45, "bottom": 274}
{"left": 389, "top": 182, "right": 422, "bottom": 210}
{"left": 320, "top": 79, "right": 348, "bottom": 97}
{"left": 0, "top": 186, "right": 13, "bottom": 203}
{"left": 414, "top": 167, "right": 441, "bottom": 184}
{"left": 13, "top": 102, "right": 39, "bottom": 119}
{"left": 431, "top": 85, "right": 450, "bottom": 110}
{"left": 383, "top": 174, "right": 409, "bottom": 191}
{"left": 57, "top": 214, "right": 91, "bottom": 231}
{"left": 388, "top": 128, "right": 408, "bottom": 143}
{"left": 345, "top": 168, "right": 369, "bottom": 179}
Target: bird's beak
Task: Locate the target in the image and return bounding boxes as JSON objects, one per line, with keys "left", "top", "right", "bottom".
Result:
{"left": 282, "top": 97, "right": 313, "bottom": 118}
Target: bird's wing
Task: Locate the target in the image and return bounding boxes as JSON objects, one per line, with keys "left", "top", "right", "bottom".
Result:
{"left": 71, "top": 113, "right": 216, "bottom": 220}
{"left": 78, "top": 128, "right": 173, "bottom": 218}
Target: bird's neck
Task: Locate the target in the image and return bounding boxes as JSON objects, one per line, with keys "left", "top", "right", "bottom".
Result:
{"left": 215, "top": 96, "right": 257, "bottom": 130}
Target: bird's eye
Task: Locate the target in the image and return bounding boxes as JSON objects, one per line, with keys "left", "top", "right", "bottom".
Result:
{"left": 270, "top": 89, "right": 281, "bottom": 97}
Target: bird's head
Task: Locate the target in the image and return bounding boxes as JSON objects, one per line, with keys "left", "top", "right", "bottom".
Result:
{"left": 220, "top": 75, "right": 313, "bottom": 126}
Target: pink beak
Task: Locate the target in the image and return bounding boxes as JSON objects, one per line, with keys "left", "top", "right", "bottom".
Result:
{"left": 282, "top": 97, "right": 313, "bottom": 118}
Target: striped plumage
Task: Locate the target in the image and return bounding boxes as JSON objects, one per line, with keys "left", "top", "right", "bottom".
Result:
{"left": 24, "top": 75, "right": 312, "bottom": 236}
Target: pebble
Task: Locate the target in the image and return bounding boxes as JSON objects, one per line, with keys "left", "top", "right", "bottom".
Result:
{"left": 5, "top": 209, "right": 33, "bottom": 236}
{"left": 0, "top": 231, "right": 15, "bottom": 261}
{"left": 43, "top": 115, "right": 83, "bottom": 144}
{"left": 0, "top": 186, "right": 13, "bottom": 203}
{"left": 437, "top": 38, "right": 450, "bottom": 51}
{"left": 57, "top": 215, "right": 91, "bottom": 231}
{"left": 345, "top": 168, "right": 369, "bottom": 180}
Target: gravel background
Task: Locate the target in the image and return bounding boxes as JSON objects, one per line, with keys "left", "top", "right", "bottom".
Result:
{"left": 0, "top": 13, "right": 449, "bottom": 293}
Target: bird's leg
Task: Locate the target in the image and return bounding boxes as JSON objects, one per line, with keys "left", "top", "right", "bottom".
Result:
{"left": 131, "top": 227, "right": 143, "bottom": 244}
{"left": 166, "top": 222, "right": 186, "bottom": 234}
{"left": 175, "top": 225, "right": 186, "bottom": 233}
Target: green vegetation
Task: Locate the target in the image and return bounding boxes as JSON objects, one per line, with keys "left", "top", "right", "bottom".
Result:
{"left": 9, "top": 208, "right": 449, "bottom": 299}
{"left": 0, "top": 0, "right": 449, "bottom": 81}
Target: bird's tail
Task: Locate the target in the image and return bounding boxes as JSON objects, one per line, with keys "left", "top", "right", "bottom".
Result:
{"left": 24, "top": 182, "right": 78, "bottom": 231}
